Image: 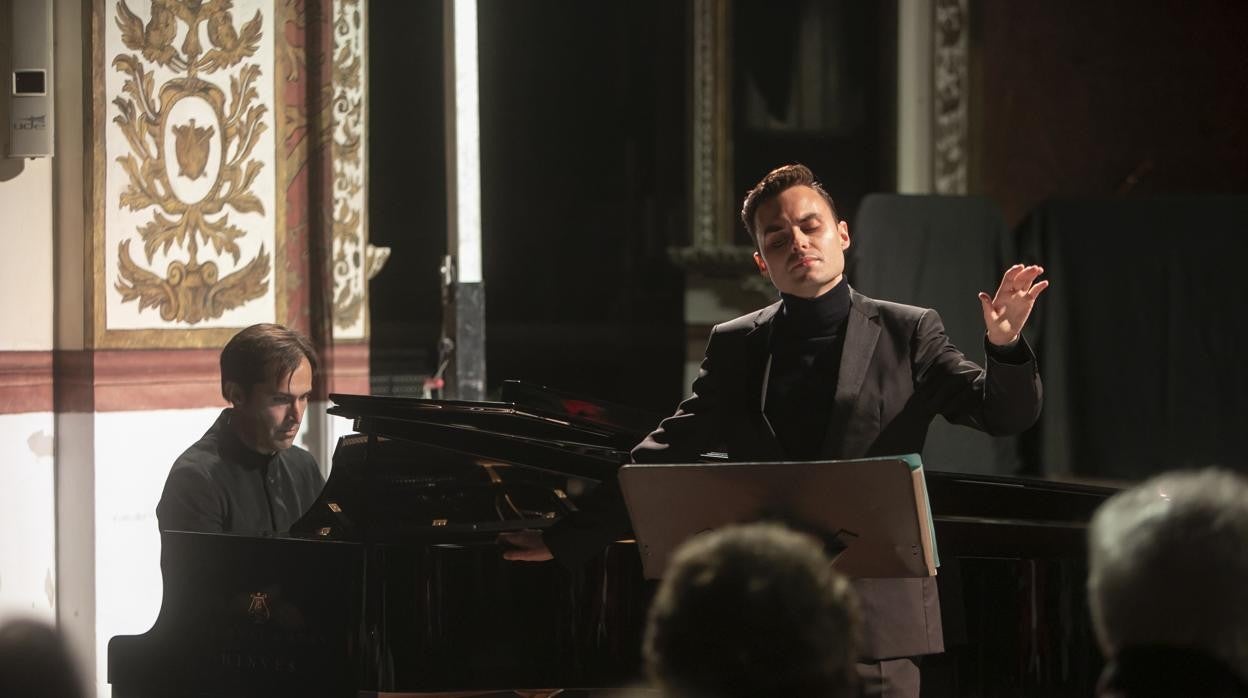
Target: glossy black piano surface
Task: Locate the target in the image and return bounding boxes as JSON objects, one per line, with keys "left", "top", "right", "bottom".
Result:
{"left": 110, "top": 383, "right": 655, "bottom": 698}
{"left": 110, "top": 382, "right": 1117, "bottom": 698}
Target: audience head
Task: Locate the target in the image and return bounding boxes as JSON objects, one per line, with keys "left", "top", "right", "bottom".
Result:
{"left": 1088, "top": 468, "right": 1248, "bottom": 683}
{"left": 644, "top": 522, "right": 860, "bottom": 698}
{"left": 0, "top": 619, "right": 84, "bottom": 698}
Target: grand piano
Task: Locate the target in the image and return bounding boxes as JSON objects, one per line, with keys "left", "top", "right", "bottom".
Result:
{"left": 109, "top": 381, "right": 1117, "bottom": 697}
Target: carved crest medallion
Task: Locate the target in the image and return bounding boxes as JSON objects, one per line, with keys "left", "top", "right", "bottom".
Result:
{"left": 109, "top": 0, "right": 273, "bottom": 326}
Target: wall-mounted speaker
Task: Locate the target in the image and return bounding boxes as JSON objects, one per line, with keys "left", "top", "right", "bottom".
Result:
{"left": 7, "top": 0, "right": 54, "bottom": 158}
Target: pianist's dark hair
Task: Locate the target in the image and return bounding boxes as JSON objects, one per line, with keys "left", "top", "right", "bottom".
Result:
{"left": 220, "top": 323, "right": 318, "bottom": 398}
{"left": 740, "top": 163, "right": 840, "bottom": 244}
{"left": 644, "top": 522, "right": 860, "bottom": 698}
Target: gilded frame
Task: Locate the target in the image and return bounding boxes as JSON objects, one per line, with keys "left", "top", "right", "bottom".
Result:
{"left": 89, "top": 0, "right": 288, "bottom": 349}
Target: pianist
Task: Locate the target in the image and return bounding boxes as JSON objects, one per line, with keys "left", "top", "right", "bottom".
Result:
{"left": 156, "top": 323, "right": 324, "bottom": 535}
{"left": 505, "top": 164, "right": 1047, "bottom": 698}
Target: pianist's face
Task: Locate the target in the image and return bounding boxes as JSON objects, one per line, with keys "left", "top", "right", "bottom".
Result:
{"left": 229, "top": 357, "right": 314, "bottom": 454}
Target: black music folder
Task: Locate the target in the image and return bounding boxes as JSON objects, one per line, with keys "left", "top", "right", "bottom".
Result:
{"left": 618, "top": 456, "right": 938, "bottom": 580}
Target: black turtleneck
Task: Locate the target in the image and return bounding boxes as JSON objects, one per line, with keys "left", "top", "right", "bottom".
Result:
{"left": 764, "top": 280, "right": 852, "bottom": 460}
{"left": 156, "top": 409, "right": 325, "bottom": 535}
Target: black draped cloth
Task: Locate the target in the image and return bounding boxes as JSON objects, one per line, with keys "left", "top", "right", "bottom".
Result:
{"left": 850, "top": 194, "right": 1025, "bottom": 474}
{"left": 1098, "top": 645, "right": 1248, "bottom": 698}
{"left": 1019, "top": 196, "right": 1248, "bottom": 479}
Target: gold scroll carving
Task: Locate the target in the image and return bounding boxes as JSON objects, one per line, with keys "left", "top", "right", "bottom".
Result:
{"left": 110, "top": 0, "right": 272, "bottom": 324}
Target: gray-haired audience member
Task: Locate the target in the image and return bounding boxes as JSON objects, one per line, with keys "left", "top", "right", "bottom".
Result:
{"left": 1088, "top": 468, "right": 1248, "bottom": 697}
{"left": 644, "top": 522, "right": 860, "bottom": 698}
{"left": 0, "top": 619, "right": 85, "bottom": 698}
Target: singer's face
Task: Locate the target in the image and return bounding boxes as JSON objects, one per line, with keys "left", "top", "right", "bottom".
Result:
{"left": 752, "top": 185, "right": 852, "bottom": 299}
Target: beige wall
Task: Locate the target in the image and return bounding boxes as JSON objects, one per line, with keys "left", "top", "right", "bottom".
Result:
{"left": 0, "top": 411, "right": 56, "bottom": 623}
{"left": 0, "top": 150, "right": 55, "bottom": 352}
{"left": 0, "top": 0, "right": 58, "bottom": 646}
{"left": 2, "top": 3, "right": 370, "bottom": 695}
{"left": 0, "top": 0, "right": 55, "bottom": 350}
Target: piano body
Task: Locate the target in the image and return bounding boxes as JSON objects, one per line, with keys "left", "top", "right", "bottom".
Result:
{"left": 110, "top": 382, "right": 1116, "bottom": 697}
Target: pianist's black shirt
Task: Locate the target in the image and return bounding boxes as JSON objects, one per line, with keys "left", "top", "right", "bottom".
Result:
{"left": 156, "top": 409, "right": 325, "bottom": 535}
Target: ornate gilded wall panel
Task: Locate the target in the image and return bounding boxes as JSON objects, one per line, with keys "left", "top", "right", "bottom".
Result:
{"left": 933, "top": 0, "right": 969, "bottom": 194}
{"left": 93, "top": 0, "right": 284, "bottom": 347}
{"left": 329, "top": 0, "right": 367, "bottom": 340}
{"left": 273, "top": 0, "right": 318, "bottom": 336}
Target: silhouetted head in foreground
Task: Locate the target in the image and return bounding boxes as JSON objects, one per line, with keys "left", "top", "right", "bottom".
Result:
{"left": 1088, "top": 468, "right": 1248, "bottom": 697}
{"left": 0, "top": 619, "right": 84, "bottom": 698}
{"left": 644, "top": 522, "right": 860, "bottom": 698}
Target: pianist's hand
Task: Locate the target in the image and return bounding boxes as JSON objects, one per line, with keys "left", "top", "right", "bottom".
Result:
{"left": 498, "top": 529, "right": 554, "bottom": 562}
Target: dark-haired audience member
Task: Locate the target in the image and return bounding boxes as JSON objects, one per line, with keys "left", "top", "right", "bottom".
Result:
{"left": 0, "top": 619, "right": 85, "bottom": 698}
{"left": 644, "top": 522, "right": 860, "bottom": 698}
{"left": 157, "top": 323, "right": 324, "bottom": 535}
{"left": 1088, "top": 468, "right": 1248, "bottom": 698}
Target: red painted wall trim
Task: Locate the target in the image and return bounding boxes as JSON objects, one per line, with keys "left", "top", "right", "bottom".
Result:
{"left": 60, "top": 349, "right": 223, "bottom": 413}
{"left": 0, "top": 351, "right": 54, "bottom": 415}
{"left": 326, "top": 342, "right": 369, "bottom": 396}
{"left": 0, "top": 346, "right": 369, "bottom": 415}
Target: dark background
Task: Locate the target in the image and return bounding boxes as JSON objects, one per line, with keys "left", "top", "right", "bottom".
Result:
{"left": 369, "top": 0, "right": 688, "bottom": 412}
{"left": 369, "top": 1, "right": 1248, "bottom": 479}
{"left": 971, "top": 0, "right": 1248, "bottom": 226}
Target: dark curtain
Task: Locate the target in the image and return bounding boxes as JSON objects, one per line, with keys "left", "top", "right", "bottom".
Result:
{"left": 1019, "top": 197, "right": 1248, "bottom": 480}
{"left": 849, "top": 194, "right": 1024, "bottom": 475}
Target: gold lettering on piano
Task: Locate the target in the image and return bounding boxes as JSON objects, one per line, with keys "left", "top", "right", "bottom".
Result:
{"left": 432, "top": 518, "right": 448, "bottom": 526}
{"left": 247, "top": 592, "right": 271, "bottom": 623}
{"left": 219, "top": 651, "right": 297, "bottom": 673}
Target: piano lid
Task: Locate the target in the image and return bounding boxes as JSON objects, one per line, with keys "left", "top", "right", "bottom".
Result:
{"left": 298, "top": 385, "right": 649, "bottom": 543}
{"left": 291, "top": 431, "right": 600, "bottom": 542}
{"left": 330, "top": 382, "right": 658, "bottom": 453}
{"left": 348, "top": 413, "right": 627, "bottom": 481}
{"left": 499, "top": 379, "right": 662, "bottom": 438}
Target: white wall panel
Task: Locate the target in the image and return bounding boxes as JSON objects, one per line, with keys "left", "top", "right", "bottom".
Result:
{"left": 0, "top": 411, "right": 57, "bottom": 623}
{"left": 0, "top": 157, "right": 54, "bottom": 351}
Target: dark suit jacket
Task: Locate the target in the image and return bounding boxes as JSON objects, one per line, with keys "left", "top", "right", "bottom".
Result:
{"left": 631, "top": 287, "right": 1042, "bottom": 660}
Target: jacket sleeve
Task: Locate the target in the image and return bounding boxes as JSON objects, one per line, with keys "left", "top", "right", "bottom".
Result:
{"left": 543, "top": 478, "right": 631, "bottom": 569}
{"left": 630, "top": 329, "right": 727, "bottom": 463}
{"left": 547, "top": 329, "right": 729, "bottom": 568}
{"left": 911, "top": 308, "right": 1043, "bottom": 436}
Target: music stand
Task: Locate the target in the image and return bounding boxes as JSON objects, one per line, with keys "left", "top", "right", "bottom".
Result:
{"left": 618, "top": 456, "right": 938, "bottom": 580}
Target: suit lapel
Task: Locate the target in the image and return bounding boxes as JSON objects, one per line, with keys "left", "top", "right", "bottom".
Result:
{"left": 824, "top": 290, "right": 881, "bottom": 458}
{"left": 745, "top": 302, "right": 784, "bottom": 459}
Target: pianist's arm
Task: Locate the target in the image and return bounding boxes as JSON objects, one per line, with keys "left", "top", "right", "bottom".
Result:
{"left": 156, "top": 466, "right": 226, "bottom": 533}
